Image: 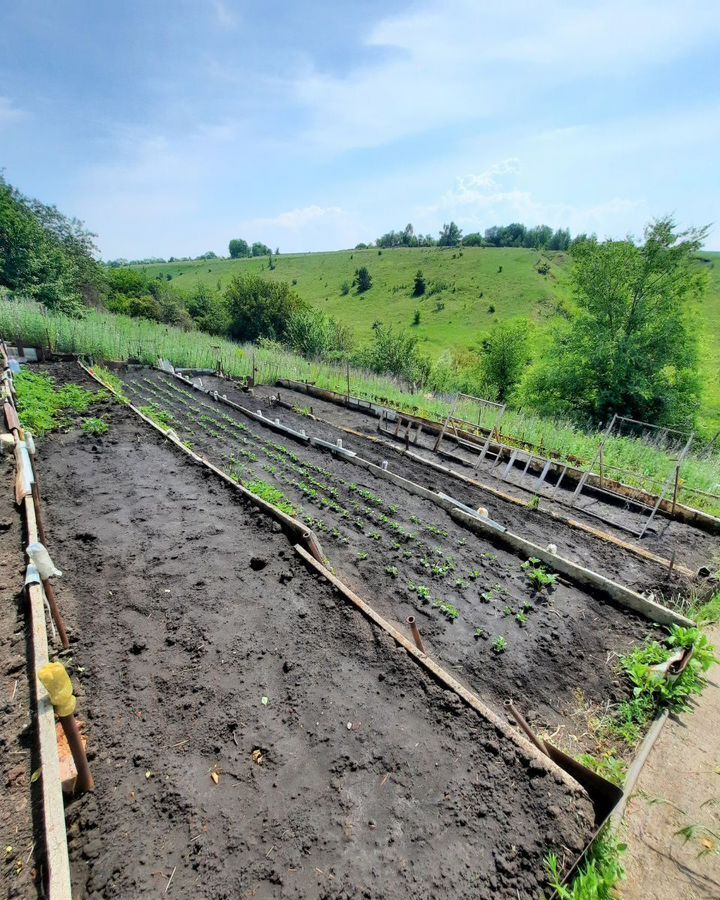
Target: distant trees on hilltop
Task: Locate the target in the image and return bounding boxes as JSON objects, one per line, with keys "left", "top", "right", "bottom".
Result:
{"left": 372, "top": 220, "right": 590, "bottom": 251}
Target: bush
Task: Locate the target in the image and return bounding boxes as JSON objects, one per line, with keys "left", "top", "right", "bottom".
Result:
{"left": 353, "top": 266, "right": 372, "bottom": 293}
{"left": 225, "top": 274, "right": 305, "bottom": 342}
{"left": 413, "top": 270, "right": 426, "bottom": 297}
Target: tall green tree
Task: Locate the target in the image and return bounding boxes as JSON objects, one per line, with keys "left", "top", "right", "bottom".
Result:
{"left": 438, "top": 221, "right": 462, "bottom": 247}
{"left": 0, "top": 175, "right": 102, "bottom": 313}
{"left": 480, "top": 319, "right": 530, "bottom": 401}
{"left": 228, "top": 238, "right": 249, "bottom": 258}
{"left": 225, "top": 274, "right": 305, "bottom": 342}
{"left": 523, "top": 218, "right": 707, "bottom": 427}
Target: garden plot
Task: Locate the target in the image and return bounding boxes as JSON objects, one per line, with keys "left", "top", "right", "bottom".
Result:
{"left": 248, "top": 381, "right": 719, "bottom": 573}
{"left": 119, "top": 368, "right": 657, "bottom": 761}
{"left": 33, "top": 375, "right": 596, "bottom": 899}
{"left": 197, "top": 375, "right": 696, "bottom": 604}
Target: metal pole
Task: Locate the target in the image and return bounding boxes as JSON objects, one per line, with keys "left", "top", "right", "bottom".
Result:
{"left": 407, "top": 616, "right": 425, "bottom": 653}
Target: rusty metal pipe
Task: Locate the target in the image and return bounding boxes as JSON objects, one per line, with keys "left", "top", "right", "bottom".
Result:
{"left": 31, "top": 482, "right": 48, "bottom": 546}
{"left": 406, "top": 616, "right": 425, "bottom": 653}
{"left": 40, "top": 578, "right": 70, "bottom": 651}
{"left": 504, "top": 699, "right": 548, "bottom": 756}
{"left": 59, "top": 714, "right": 94, "bottom": 793}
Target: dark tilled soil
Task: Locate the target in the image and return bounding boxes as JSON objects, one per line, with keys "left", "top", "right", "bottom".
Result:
{"left": 0, "top": 454, "right": 40, "bottom": 900}
{"left": 32, "top": 379, "right": 595, "bottom": 899}
{"left": 119, "top": 369, "right": 653, "bottom": 748}
{"left": 245, "top": 381, "right": 718, "bottom": 574}
{"left": 201, "top": 376, "right": 693, "bottom": 601}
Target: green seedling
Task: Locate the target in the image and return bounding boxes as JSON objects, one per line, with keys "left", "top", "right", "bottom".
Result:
{"left": 82, "top": 416, "right": 109, "bottom": 435}
{"left": 491, "top": 636, "right": 507, "bottom": 654}
{"left": 356, "top": 551, "right": 368, "bottom": 561}
{"left": 384, "top": 565, "right": 398, "bottom": 578}
{"left": 502, "top": 606, "right": 514, "bottom": 617}
{"left": 521, "top": 556, "right": 558, "bottom": 589}
{"left": 474, "top": 627, "right": 488, "bottom": 640}
{"left": 432, "top": 598, "right": 460, "bottom": 621}
{"left": 515, "top": 612, "right": 528, "bottom": 626}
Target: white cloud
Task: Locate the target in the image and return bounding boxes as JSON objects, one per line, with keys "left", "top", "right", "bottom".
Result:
{"left": 252, "top": 205, "right": 344, "bottom": 229}
{"left": 211, "top": 0, "right": 239, "bottom": 29}
{"left": 0, "top": 96, "right": 26, "bottom": 130}
{"left": 293, "top": 0, "right": 720, "bottom": 154}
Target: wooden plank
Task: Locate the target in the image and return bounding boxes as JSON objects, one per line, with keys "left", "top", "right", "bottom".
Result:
{"left": 23, "top": 496, "right": 72, "bottom": 900}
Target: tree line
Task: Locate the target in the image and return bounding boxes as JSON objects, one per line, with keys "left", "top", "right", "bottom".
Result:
{"left": 373, "top": 220, "right": 588, "bottom": 251}
{"left": 0, "top": 172, "right": 708, "bottom": 431}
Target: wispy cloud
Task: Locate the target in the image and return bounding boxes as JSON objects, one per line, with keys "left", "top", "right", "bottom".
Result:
{"left": 211, "top": 0, "right": 239, "bottom": 29}
{"left": 0, "top": 96, "right": 26, "bottom": 130}
{"left": 293, "top": 0, "right": 720, "bottom": 154}
{"left": 252, "top": 205, "right": 344, "bottom": 229}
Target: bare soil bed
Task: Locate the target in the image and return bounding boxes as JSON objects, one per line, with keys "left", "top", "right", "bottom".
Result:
{"left": 0, "top": 454, "right": 39, "bottom": 900}
{"left": 202, "top": 375, "right": 693, "bottom": 602}
{"left": 247, "top": 381, "right": 718, "bottom": 574}
{"left": 32, "top": 368, "right": 596, "bottom": 899}
{"left": 119, "top": 368, "right": 654, "bottom": 753}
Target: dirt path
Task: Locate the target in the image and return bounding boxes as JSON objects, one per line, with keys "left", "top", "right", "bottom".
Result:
{"left": 32, "top": 371, "right": 595, "bottom": 898}
{"left": 0, "top": 453, "right": 39, "bottom": 900}
{"left": 620, "top": 626, "right": 720, "bottom": 899}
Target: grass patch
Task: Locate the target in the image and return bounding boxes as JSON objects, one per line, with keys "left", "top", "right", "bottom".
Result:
{"left": 14, "top": 370, "right": 102, "bottom": 436}
{"left": 545, "top": 826, "right": 626, "bottom": 899}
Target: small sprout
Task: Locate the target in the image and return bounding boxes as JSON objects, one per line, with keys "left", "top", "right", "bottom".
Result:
{"left": 528, "top": 495, "right": 540, "bottom": 511}
{"left": 474, "top": 627, "right": 488, "bottom": 640}
{"left": 502, "top": 606, "right": 514, "bottom": 617}
{"left": 356, "top": 551, "right": 368, "bottom": 561}
{"left": 468, "top": 569, "right": 481, "bottom": 580}
{"left": 492, "top": 636, "right": 508, "bottom": 654}
{"left": 515, "top": 612, "right": 528, "bottom": 626}
{"left": 432, "top": 598, "right": 460, "bottom": 621}
{"left": 82, "top": 416, "right": 109, "bottom": 435}
{"left": 384, "top": 565, "right": 399, "bottom": 578}
{"left": 454, "top": 578, "right": 466, "bottom": 589}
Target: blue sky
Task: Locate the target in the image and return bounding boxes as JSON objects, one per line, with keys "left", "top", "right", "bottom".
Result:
{"left": 2, "top": 0, "right": 719, "bottom": 258}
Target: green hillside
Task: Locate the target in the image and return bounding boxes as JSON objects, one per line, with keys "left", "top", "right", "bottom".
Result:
{"left": 139, "top": 246, "right": 720, "bottom": 434}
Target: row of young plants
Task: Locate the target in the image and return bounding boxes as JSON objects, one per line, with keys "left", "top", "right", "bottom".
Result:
{"left": 121, "top": 372, "right": 573, "bottom": 651}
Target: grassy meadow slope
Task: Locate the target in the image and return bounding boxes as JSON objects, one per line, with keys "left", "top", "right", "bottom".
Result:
{"left": 139, "top": 246, "right": 720, "bottom": 434}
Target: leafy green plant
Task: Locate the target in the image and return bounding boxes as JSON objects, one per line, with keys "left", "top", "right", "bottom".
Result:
{"left": 515, "top": 611, "right": 528, "bottom": 626}
{"left": 576, "top": 751, "right": 627, "bottom": 787}
{"left": 245, "top": 479, "right": 298, "bottom": 517}
{"left": 139, "top": 403, "right": 175, "bottom": 430}
{"left": 356, "top": 550, "right": 368, "bottom": 561}
{"left": 521, "top": 556, "right": 558, "bottom": 589}
{"left": 491, "top": 636, "right": 507, "bottom": 653}
{"left": 474, "top": 627, "right": 488, "bottom": 640}
{"left": 432, "top": 598, "right": 459, "bottom": 621}
{"left": 81, "top": 416, "right": 109, "bottom": 436}
{"left": 384, "top": 565, "right": 399, "bottom": 578}
{"left": 545, "top": 827, "right": 626, "bottom": 899}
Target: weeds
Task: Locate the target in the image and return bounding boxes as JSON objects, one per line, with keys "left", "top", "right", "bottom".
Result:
{"left": 82, "top": 417, "right": 109, "bottom": 435}
{"left": 245, "top": 479, "right": 298, "bottom": 517}
{"left": 139, "top": 403, "right": 175, "bottom": 430}
{"left": 15, "top": 370, "right": 102, "bottom": 436}
{"left": 545, "top": 826, "right": 626, "bottom": 899}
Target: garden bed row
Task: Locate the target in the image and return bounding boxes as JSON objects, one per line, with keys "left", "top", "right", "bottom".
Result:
{"left": 32, "top": 367, "right": 596, "bottom": 898}
{"left": 258, "top": 380, "right": 719, "bottom": 572}
{"left": 117, "top": 367, "right": 660, "bottom": 767}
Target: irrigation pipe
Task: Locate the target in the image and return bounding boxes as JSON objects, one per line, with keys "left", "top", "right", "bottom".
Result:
{"left": 163, "top": 371, "right": 696, "bottom": 626}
